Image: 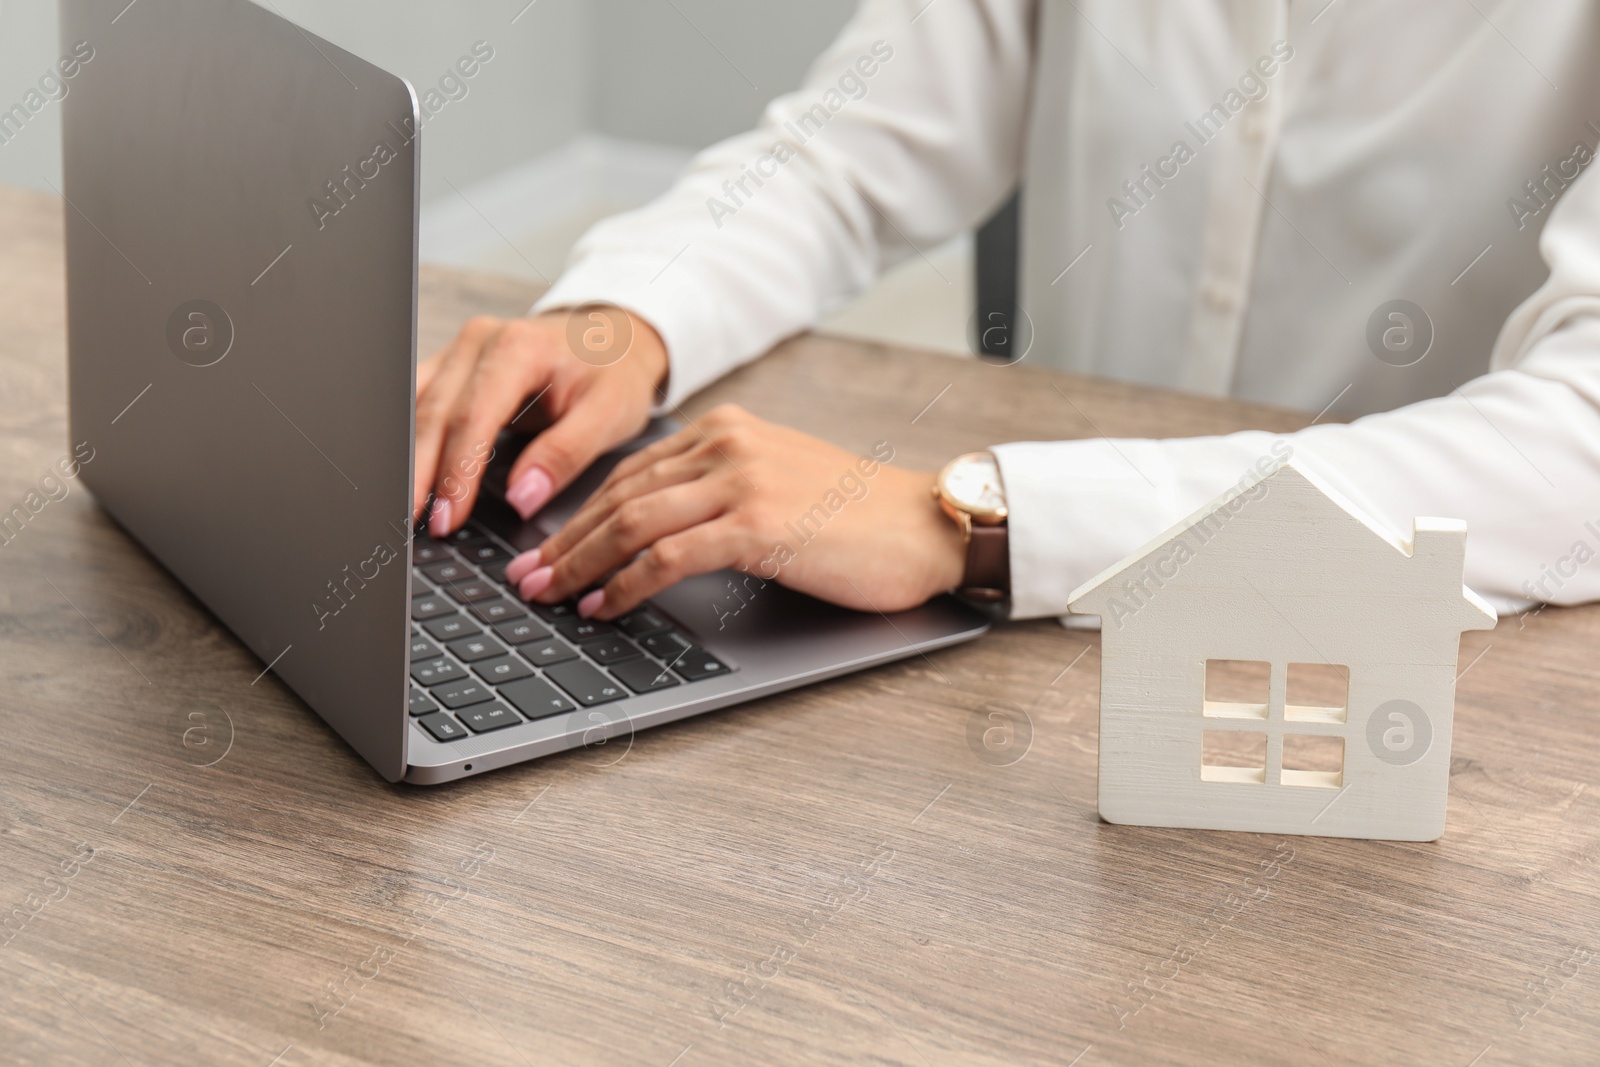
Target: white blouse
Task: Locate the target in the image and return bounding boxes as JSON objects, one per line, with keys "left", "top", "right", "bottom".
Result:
{"left": 534, "top": 0, "right": 1600, "bottom": 619}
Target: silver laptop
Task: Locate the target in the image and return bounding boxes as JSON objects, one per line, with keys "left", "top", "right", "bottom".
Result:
{"left": 60, "top": 0, "right": 990, "bottom": 784}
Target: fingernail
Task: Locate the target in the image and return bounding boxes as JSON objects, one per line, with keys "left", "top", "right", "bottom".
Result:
{"left": 503, "top": 548, "right": 543, "bottom": 586}
{"left": 428, "top": 497, "right": 452, "bottom": 538}
{"left": 518, "top": 566, "right": 553, "bottom": 600}
{"left": 577, "top": 589, "right": 606, "bottom": 618}
{"left": 506, "top": 467, "right": 554, "bottom": 520}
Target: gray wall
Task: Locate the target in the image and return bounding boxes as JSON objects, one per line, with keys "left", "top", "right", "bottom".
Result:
{"left": 593, "top": 0, "right": 860, "bottom": 148}
{"left": 274, "top": 0, "right": 595, "bottom": 206}
{"left": 0, "top": 0, "right": 62, "bottom": 191}
{"left": 0, "top": 0, "right": 859, "bottom": 203}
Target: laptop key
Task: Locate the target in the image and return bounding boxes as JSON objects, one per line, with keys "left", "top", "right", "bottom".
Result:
{"left": 544, "top": 660, "right": 627, "bottom": 707}
{"left": 423, "top": 615, "right": 479, "bottom": 642}
{"left": 410, "top": 657, "right": 465, "bottom": 686}
{"left": 640, "top": 630, "right": 693, "bottom": 659}
{"left": 517, "top": 638, "right": 578, "bottom": 667}
{"left": 531, "top": 600, "right": 578, "bottom": 623}
{"left": 444, "top": 579, "right": 499, "bottom": 604}
{"left": 433, "top": 678, "right": 496, "bottom": 709}
{"left": 445, "top": 526, "right": 489, "bottom": 547}
{"left": 473, "top": 654, "right": 533, "bottom": 685}
{"left": 457, "top": 702, "right": 522, "bottom": 733}
{"left": 447, "top": 634, "right": 506, "bottom": 663}
{"left": 610, "top": 658, "right": 680, "bottom": 694}
{"left": 617, "top": 607, "right": 671, "bottom": 638}
{"left": 411, "top": 593, "right": 457, "bottom": 621}
{"left": 411, "top": 542, "right": 452, "bottom": 565}
{"left": 459, "top": 542, "right": 510, "bottom": 566}
{"left": 493, "top": 618, "right": 551, "bottom": 645}
{"left": 409, "top": 688, "right": 439, "bottom": 716}
{"left": 422, "top": 560, "right": 475, "bottom": 585}
{"left": 558, "top": 619, "right": 616, "bottom": 643}
{"left": 581, "top": 636, "right": 643, "bottom": 665}
{"left": 671, "top": 647, "right": 731, "bottom": 682}
{"left": 410, "top": 636, "right": 442, "bottom": 661}
{"left": 418, "top": 712, "right": 469, "bottom": 742}
{"left": 498, "top": 676, "right": 576, "bottom": 720}
{"left": 468, "top": 599, "right": 526, "bottom": 625}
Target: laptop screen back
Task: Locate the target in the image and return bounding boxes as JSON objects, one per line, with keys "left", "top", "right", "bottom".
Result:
{"left": 61, "top": 0, "right": 419, "bottom": 779}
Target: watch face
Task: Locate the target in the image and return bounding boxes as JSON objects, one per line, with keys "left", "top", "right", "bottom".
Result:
{"left": 942, "top": 453, "right": 1007, "bottom": 520}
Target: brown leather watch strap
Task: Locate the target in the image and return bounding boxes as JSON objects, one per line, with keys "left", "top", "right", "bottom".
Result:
{"left": 961, "top": 523, "right": 1010, "bottom": 600}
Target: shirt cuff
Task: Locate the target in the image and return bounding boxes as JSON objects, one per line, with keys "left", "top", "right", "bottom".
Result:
{"left": 991, "top": 433, "right": 1294, "bottom": 622}
{"left": 993, "top": 439, "right": 1153, "bottom": 621}
{"left": 531, "top": 256, "right": 725, "bottom": 412}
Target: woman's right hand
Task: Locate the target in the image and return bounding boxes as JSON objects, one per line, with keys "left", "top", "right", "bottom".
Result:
{"left": 412, "top": 306, "right": 670, "bottom": 536}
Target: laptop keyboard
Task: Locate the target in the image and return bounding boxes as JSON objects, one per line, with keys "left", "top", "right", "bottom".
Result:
{"left": 407, "top": 519, "right": 732, "bottom": 744}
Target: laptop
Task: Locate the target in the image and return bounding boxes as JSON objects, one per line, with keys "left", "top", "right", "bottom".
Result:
{"left": 59, "top": 0, "right": 991, "bottom": 784}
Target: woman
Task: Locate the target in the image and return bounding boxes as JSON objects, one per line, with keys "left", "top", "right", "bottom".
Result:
{"left": 414, "top": 0, "right": 1600, "bottom": 622}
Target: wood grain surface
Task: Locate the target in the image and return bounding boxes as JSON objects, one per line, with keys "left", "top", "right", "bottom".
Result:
{"left": 2, "top": 184, "right": 1597, "bottom": 1066}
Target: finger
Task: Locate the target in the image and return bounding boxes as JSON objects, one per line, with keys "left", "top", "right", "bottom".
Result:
{"left": 416, "top": 347, "right": 450, "bottom": 396}
{"left": 594, "top": 422, "right": 703, "bottom": 490}
{"left": 584, "top": 516, "right": 750, "bottom": 620}
{"left": 503, "top": 546, "right": 545, "bottom": 588}
{"left": 535, "top": 449, "right": 712, "bottom": 563}
{"left": 535, "top": 481, "right": 731, "bottom": 604}
{"left": 416, "top": 315, "right": 499, "bottom": 409}
{"left": 412, "top": 332, "right": 488, "bottom": 521}
{"left": 502, "top": 377, "right": 652, "bottom": 520}
{"left": 432, "top": 327, "right": 554, "bottom": 534}
{"left": 611, "top": 403, "right": 747, "bottom": 486}
{"left": 414, "top": 317, "right": 503, "bottom": 520}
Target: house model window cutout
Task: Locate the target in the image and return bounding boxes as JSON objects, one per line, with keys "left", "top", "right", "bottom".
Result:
{"left": 1068, "top": 457, "right": 1496, "bottom": 842}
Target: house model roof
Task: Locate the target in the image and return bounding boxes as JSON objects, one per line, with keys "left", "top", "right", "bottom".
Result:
{"left": 1066, "top": 454, "right": 1497, "bottom": 632}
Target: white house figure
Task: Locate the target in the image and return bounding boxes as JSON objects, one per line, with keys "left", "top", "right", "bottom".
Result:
{"left": 1068, "top": 456, "right": 1496, "bottom": 841}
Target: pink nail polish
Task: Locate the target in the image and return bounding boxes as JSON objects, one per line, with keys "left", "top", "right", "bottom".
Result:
{"left": 505, "top": 467, "right": 554, "bottom": 520}
{"left": 428, "top": 497, "right": 452, "bottom": 538}
{"left": 577, "top": 589, "right": 606, "bottom": 618}
{"left": 503, "top": 548, "right": 543, "bottom": 586}
{"left": 518, "top": 566, "right": 553, "bottom": 600}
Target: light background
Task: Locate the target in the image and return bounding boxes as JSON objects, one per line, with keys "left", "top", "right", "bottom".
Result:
{"left": 0, "top": 0, "right": 971, "bottom": 354}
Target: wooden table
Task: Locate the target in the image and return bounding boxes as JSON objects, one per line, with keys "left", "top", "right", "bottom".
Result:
{"left": 2, "top": 184, "right": 1597, "bottom": 1066}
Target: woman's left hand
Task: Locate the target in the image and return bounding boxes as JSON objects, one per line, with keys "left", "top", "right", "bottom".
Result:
{"left": 501, "top": 404, "right": 967, "bottom": 619}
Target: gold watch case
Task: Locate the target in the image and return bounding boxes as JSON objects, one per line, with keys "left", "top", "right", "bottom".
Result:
{"left": 933, "top": 451, "right": 1008, "bottom": 540}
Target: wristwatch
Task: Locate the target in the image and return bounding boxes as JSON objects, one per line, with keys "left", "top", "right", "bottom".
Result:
{"left": 933, "top": 451, "right": 1010, "bottom": 601}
